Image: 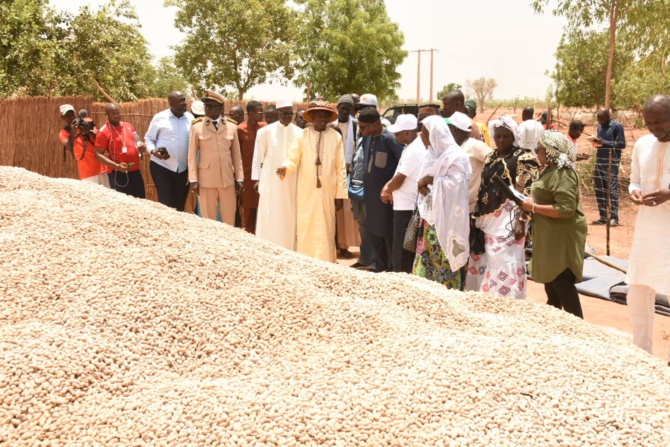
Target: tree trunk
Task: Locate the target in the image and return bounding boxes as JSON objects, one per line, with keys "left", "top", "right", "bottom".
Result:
{"left": 605, "top": 0, "right": 619, "bottom": 110}
{"left": 238, "top": 88, "right": 244, "bottom": 101}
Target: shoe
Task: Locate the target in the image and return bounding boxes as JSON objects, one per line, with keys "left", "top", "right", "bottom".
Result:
{"left": 609, "top": 219, "right": 620, "bottom": 227}
{"left": 592, "top": 219, "right": 607, "bottom": 225}
{"left": 350, "top": 262, "right": 371, "bottom": 269}
{"left": 337, "top": 249, "right": 355, "bottom": 259}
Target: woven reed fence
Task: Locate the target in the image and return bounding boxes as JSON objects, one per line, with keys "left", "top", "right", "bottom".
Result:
{"left": 0, "top": 96, "right": 309, "bottom": 202}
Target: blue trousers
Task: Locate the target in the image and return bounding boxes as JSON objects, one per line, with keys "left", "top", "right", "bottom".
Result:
{"left": 594, "top": 149, "right": 620, "bottom": 221}
{"left": 352, "top": 200, "right": 377, "bottom": 268}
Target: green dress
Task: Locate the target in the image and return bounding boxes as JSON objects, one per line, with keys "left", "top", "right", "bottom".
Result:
{"left": 529, "top": 166, "right": 587, "bottom": 284}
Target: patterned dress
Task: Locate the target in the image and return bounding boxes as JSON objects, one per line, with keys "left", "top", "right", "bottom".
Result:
{"left": 466, "top": 147, "right": 540, "bottom": 299}
{"left": 413, "top": 219, "right": 461, "bottom": 289}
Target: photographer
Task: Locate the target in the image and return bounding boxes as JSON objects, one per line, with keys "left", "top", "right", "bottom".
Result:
{"left": 58, "top": 104, "right": 109, "bottom": 186}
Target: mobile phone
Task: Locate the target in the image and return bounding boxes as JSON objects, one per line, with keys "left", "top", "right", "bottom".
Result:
{"left": 127, "top": 162, "right": 135, "bottom": 168}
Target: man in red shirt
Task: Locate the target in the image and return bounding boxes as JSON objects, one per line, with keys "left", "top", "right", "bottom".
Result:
{"left": 58, "top": 104, "right": 109, "bottom": 186}
{"left": 95, "top": 103, "right": 147, "bottom": 198}
{"left": 237, "top": 100, "right": 267, "bottom": 233}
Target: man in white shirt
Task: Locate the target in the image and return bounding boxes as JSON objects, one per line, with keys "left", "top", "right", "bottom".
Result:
{"left": 446, "top": 112, "right": 492, "bottom": 213}
{"left": 381, "top": 114, "right": 424, "bottom": 273}
{"left": 626, "top": 94, "right": 670, "bottom": 361}
{"left": 145, "top": 91, "right": 194, "bottom": 211}
{"left": 252, "top": 99, "right": 303, "bottom": 250}
{"left": 518, "top": 107, "right": 544, "bottom": 150}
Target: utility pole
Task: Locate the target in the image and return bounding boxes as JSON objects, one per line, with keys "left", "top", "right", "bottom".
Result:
{"left": 412, "top": 50, "right": 422, "bottom": 103}
{"left": 429, "top": 48, "right": 438, "bottom": 102}
{"left": 413, "top": 49, "right": 438, "bottom": 103}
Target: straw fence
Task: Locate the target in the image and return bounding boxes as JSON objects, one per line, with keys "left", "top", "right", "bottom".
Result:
{"left": 0, "top": 96, "right": 308, "bottom": 202}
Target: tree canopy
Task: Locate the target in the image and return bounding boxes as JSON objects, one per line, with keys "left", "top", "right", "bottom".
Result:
{"left": 466, "top": 78, "right": 498, "bottom": 112}
{"left": 167, "top": 0, "right": 300, "bottom": 100}
{"left": 436, "top": 83, "right": 463, "bottom": 101}
{"left": 0, "top": 0, "right": 174, "bottom": 101}
{"left": 294, "top": 0, "right": 407, "bottom": 101}
{"left": 534, "top": 0, "right": 670, "bottom": 109}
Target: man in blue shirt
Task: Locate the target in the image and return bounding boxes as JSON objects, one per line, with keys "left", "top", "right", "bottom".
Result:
{"left": 593, "top": 108, "right": 626, "bottom": 226}
{"left": 359, "top": 108, "right": 405, "bottom": 272}
{"left": 145, "top": 91, "right": 194, "bottom": 211}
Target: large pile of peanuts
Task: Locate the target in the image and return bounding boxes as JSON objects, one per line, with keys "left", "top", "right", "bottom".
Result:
{"left": 1, "top": 166, "right": 669, "bottom": 446}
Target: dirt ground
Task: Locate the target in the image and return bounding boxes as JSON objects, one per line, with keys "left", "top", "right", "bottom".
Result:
{"left": 338, "top": 119, "right": 670, "bottom": 362}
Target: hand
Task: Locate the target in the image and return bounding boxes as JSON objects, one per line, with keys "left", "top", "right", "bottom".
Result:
{"left": 189, "top": 181, "right": 199, "bottom": 196}
{"left": 514, "top": 219, "right": 526, "bottom": 241}
{"left": 380, "top": 183, "right": 391, "bottom": 204}
{"left": 418, "top": 176, "right": 434, "bottom": 189}
{"left": 630, "top": 189, "right": 644, "bottom": 205}
{"left": 235, "top": 181, "right": 244, "bottom": 194}
{"left": 152, "top": 148, "right": 170, "bottom": 160}
{"left": 594, "top": 137, "right": 603, "bottom": 146}
{"left": 641, "top": 189, "right": 670, "bottom": 207}
{"left": 254, "top": 181, "right": 259, "bottom": 192}
{"left": 136, "top": 141, "right": 147, "bottom": 153}
{"left": 521, "top": 198, "right": 534, "bottom": 213}
{"left": 116, "top": 162, "right": 130, "bottom": 173}
{"left": 335, "top": 199, "right": 343, "bottom": 211}
{"left": 418, "top": 185, "right": 429, "bottom": 196}
{"left": 576, "top": 153, "right": 590, "bottom": 161}
{"left": 276, "top": 167, "right": 287, "bottom": 179}
{"left": 346, "top": 163, "right": 352, "bottom": 172}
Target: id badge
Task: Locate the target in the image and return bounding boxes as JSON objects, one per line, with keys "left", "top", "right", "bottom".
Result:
{"left": 122, "top": 146, "right": 128, "bottom": 154}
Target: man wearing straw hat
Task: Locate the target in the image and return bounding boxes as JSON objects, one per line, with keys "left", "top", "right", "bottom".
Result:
{"left": 144, "top": 91, "right": 194, "bottom": 211}
{"left": 188, "top": 90, "right": 244, "bottom": 224}
{"left": 276, "top": 100, "right": 348, "bottom": 262}
{"left": 252, "top": 98, "right": 303, "bottom": 250}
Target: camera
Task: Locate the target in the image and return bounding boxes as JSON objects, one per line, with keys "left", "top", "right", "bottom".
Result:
{"left": 73, "top": 117, "right": 95, "bottom": 132}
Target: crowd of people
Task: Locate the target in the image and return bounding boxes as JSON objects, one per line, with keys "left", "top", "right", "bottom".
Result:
{"left": 59, "top": 90, "right": 670, "bottom": 360}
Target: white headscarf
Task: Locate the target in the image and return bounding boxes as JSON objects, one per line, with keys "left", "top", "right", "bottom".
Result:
{"left": 489, "top": 115, "right": 520, "bottom": 145}
{"left": 417, "top": 116, "right": 472, "bottom": 270}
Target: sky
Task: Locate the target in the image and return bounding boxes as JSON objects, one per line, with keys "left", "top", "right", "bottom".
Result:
{"left": 50, "top": 0, "right": 567, "bottom": 102}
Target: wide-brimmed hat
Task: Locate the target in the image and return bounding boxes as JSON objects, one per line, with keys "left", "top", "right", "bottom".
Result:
{"left": 303, "top": 100, "right": 338, "bottom": 123}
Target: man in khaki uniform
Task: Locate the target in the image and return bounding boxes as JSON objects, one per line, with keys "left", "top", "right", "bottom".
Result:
{"left": 188, "top": 90, "right": 244, "bottom": 224}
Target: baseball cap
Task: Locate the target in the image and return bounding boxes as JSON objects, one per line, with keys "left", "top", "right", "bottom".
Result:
{"left": 60, "top": 104, "right": 75, "bottom": 116}
{"left": 359, "top": 93, "right": 378, "bottom": 107}
{"left": 191, "top": 100, "right": 205, "bottom": 116}
{"left": 387, "top": 114, "right": 418, "bottom": 133}
{"left": 444, "top": 111, "right": 472, "bottom": 132}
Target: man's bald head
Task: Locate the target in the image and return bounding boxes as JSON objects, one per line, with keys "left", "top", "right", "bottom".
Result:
{"left": 642, "top": 95, "right": 670, "bottom": 142}
{"left": 168, "top": 91, "right": 187, "bottom": 117}
{"left": 643, "top": 94, "right": 670, "bottom": 113}
{"left": 105, "top": 103, "right": 121, "bottom": 125}
{"left": 596, "top": 108, "right": 611, "bottom": 126}
{"left": 441, "top": 90, "right": 465, "bottom": 118}
{"left": 522, "top": 107, "right": 534, "bottom": 121}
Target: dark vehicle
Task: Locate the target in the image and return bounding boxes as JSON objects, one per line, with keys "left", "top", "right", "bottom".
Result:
{"left": 382, "top": 103, "right": 441, "bottom": 124}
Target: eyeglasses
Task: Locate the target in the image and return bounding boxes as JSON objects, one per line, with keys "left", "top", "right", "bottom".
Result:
{"left": 279, "top": 111, "right": 294, "bottom": 117}
{"left": 204, "top": 103, "right": 222, "bottom": 109}
{"left": 252, "top": 110, "right": 264, "bottom": 115}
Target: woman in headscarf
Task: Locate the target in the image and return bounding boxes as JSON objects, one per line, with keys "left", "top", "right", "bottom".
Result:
{"left": 466, "top": 116, "right": 540, "bottom": 299}
{"left": 521, "top": 131, "right": 587, "bottom": 318}
{"left": 413, "top": 116, "right": 472, "bottom": 288}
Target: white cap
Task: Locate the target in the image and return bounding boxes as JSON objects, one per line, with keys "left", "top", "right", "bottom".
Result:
{"left": 387, "top": 114, "right": 418, "bottom": 133}
{"left": 276, "top": 98, "right": 293, "bottom": 109}
{"left": 60, "top": 104, "right": 75, "bottom": 116}
{"left": 359, "top": 93, "right": 378, "bottom": 106}
{"left": 445, "top": 111, "right": 472, "bottom": 132}
{"left": 191, "top": 100, "right": 205, "bottom": 116}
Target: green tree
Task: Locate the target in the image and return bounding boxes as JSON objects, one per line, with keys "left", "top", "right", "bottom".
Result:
{"left": 60, "top": 0, "right": 155, "bottom": 101}
{"left": 436, "top": 83, "right": 463, "bottom": 101}
{"left": 532, "top": 0, "right": 668, "bottom": 109}
{"left": 0, "top": 0, "right": 66, "bottom": 97}
{"left": 551, "top": 30, "right": 633, "bottom": 108}
{"left": 295, "top": 0, "right": 407, "bottom": 101}
{"left": 144, "top": 57, "right": 190, "bottom": 99}
{"left": 166, "top": 0, "right": 299, "bottom": 100}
